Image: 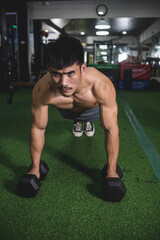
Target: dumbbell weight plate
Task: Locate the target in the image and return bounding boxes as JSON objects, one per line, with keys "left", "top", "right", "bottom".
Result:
{"left": 17, "top": 174, "right": 41, "bottom": 198}
{"left": 102, "top": 178, "right": 127, "bottom": 202}
{"left": 16, "top": 160, "right": 49, "bottom": 198}
{"left": 40, "top": 160, "right": 49, "bottom": 180}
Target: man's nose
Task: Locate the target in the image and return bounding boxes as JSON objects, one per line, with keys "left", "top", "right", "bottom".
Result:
{"left": 61, "top": 74, "right": 69, "bottom": 86}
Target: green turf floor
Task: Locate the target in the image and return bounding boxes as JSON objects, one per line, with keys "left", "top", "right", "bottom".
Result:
{"left": 120, "top": 90, "right": 160, "bottom": 152}
{"left": 0, "top": 88, "right": 160, "bottom": 240}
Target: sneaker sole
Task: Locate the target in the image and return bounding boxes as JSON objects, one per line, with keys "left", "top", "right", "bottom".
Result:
{"left": 72, "top": 130, "right": 83, "bottom": 137}
{"left": 84, "top": 126, "right": 95, "bottom": 137}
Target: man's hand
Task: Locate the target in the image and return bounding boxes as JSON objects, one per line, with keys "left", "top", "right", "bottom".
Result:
{"left": 106, "top": 164, "right": 119, "bottom": 178}
{"left": 106, "top": 171, "right": 119, "bottom": 179}
{"left": 28, "top": 165, "right": 40, "bottom": 179}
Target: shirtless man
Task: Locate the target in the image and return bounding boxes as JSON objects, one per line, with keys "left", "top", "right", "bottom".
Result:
{"left": 28, "top": 36, "right": 119, "bottom": 181}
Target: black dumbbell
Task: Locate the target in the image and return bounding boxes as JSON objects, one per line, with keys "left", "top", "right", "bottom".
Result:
{"left": 101, "top": 164, "right": 126, "bottom": 202}
{"left": 16, "top": 160, "right": 49, "bottom": 198}
{"left": 39, "top": 161, "right": 49, "bottom": 181}
{"left": 101, "top": 163, "right": 123, "bottom": 179}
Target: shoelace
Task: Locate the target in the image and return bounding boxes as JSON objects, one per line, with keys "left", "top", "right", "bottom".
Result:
{"left": 85, "top": 122, "right": 93, "bottom": 131}
{"left": 74, "top": 122, "right": 82, "bottom": 131}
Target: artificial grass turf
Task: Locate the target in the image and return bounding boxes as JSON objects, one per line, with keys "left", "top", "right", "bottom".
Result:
{"left": 120, "top": 90, "right": 160, "bottom": 152}
{"left": 0, "top": 88, "right": 160, "bottom": 240}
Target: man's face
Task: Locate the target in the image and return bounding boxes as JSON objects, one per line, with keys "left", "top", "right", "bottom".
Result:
{"left": 49, "top": 63, "right": 86, "bottom": 97}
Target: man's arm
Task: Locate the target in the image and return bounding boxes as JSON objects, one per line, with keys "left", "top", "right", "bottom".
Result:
{"left": 100, "top": 101, "right": 119, "bottom": 178}
{"left": 95, "top": 74, "right": 119, "bottom": 178}
{"left": 28, "top": 86, "right": 48, "bottom": 179}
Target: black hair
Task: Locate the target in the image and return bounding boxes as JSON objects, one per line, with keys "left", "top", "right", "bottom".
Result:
{"left": 44, "top": 36, "right": 84, "bottom": 69}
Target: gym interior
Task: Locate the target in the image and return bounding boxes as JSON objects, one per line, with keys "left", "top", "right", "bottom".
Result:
{"left": 0, "top": 0, "right": 160, "bottom": 239}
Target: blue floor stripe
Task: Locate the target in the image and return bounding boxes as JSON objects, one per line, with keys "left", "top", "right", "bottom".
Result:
{"left": 118, "top": 91, "right": 160, "bottom": 182}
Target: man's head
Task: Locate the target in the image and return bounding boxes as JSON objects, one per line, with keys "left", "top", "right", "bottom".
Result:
{"left": 45, "top": 36, "right": 86, "bottom": 97}
{"left": 44, "top": 36, "right": 84, "bottom": 69}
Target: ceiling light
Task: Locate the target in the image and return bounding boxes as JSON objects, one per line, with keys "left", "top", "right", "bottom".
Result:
{"left": 80, "top": 32, "right": 85, "bottom": 35}
{"left": 155, "top": 44, "right": 160, "bottom": 49}
{"left": 95, "top": 24, "right": 110, "bottom": 30}
{"left": 122, "top": 31, "right": 127, "bottom": 35}
{"left": 101, "top": 52, "right": 107, "bottom": 55}
{"left": 96, "top": 31, "right": 109, "bottom": 36}
{"left": 99, "top": 45, "right": 108, "bottom": 50}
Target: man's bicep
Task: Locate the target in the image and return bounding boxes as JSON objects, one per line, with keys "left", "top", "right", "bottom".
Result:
{"left": 31, "top": 105, "right": 48, "bottom": 130}
{"left": 99, "top": 103, "right": 118, "bottom": 131}
{"left": 97, "top": 79, "right": 118, "bottom": 131}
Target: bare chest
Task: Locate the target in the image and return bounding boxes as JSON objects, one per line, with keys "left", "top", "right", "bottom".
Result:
{"left": 50, "top": 90, "right": 98, "bottom": 112}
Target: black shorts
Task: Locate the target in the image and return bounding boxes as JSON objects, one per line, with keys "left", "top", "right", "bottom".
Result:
{"left": 57, "top": 105, "right": 100, "bottom": 122}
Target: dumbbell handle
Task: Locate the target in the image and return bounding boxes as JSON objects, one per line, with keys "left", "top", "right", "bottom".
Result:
{"left": 27, "top": 160, "right": 49, "bottom": 180}
{"left": 101, "top": 164, "right": 123, "bottom": 179}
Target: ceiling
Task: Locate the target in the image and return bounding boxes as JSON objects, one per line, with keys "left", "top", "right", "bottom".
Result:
{"left": 23, "top": 0, "right": 159, "bottom": 46}
{"left": 25, "top": 0, "right": 160, "bottom": 44}
{"left": 42, "top": 17, "right": 158, "bottom": 39}
{"left": 63, "top": 18, "right": 157, "bottom": 37}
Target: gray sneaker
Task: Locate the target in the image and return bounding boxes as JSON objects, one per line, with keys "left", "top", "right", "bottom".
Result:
{"left": 84, "top": 121, "right": 95, "bottom": 137}
{"left": 73, "top": 121, "right": 83, "bottom": 137}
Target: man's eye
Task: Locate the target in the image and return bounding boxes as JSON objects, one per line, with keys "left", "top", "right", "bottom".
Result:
{"left": 52, "top": 72, "right": 61, "bottom": 77}
{"left": 68, "top": 71, "right": 74, "bottom": 76}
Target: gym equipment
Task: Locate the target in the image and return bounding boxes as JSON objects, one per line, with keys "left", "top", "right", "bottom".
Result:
{"left": 102, "top": 178, "right": 126, "bottom": 202}
{"left": 101, "top": 164, "right": 126, "bottom": 202}
{"left": 101, "top": 163, "right": 123, "bottom": 179}
{"left": 16, "top": 160, "right": 49, "bottom": 198}
{"left": 39, "top": 161, "right": 49, "bottom": 180}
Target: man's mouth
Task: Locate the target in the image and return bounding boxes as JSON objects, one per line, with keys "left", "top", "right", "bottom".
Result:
{"left": 58, "top": 87, "right": 72, "bottom": 92}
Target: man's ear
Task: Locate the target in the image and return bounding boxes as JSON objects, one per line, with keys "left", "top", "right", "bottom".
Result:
{"left": 81, "top": 63, "right": 86, "bottom": 74}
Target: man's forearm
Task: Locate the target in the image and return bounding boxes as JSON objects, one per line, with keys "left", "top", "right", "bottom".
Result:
{"left": 104, "top": 126, "right": 119, "bottom": 174}
{"left": 30, "top": 126, "right": 45, "bottom": 169}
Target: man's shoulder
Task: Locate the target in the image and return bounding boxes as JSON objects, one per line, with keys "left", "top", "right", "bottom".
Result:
{"left": 88, "top": 67, "right": 115, "bottom": 104}
{"left": 34, "top": 71, "right": 52, "bottom": 91}
{"left": 34, "top": 72, "right": 50, "bottom": 87}
{"left": 86, "top": 66, "right": 110, "bottom": 83}
{"left": 86, "top": 66, "right": 99, "bottom": 75}
{"left": 32, "top": 72, "right": 52, "bottom": 107}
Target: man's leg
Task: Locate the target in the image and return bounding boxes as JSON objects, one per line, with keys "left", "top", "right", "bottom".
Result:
{"left": 73, "top": 120, "right": 95, "bottom": 137}
{"left": 78, "top": 106, "right": 99, "bottom": 137}
{"left": 71, "top": 106, "right": 99, "bottom": 137}
{"left": 83, "top": 121, "right": 95, "bottom": 137}
{"left": 57, "top": 106, "right": 100, "bottom": 137}
{"left": 73, "top": 120, "right": 83, "bottom": 137}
